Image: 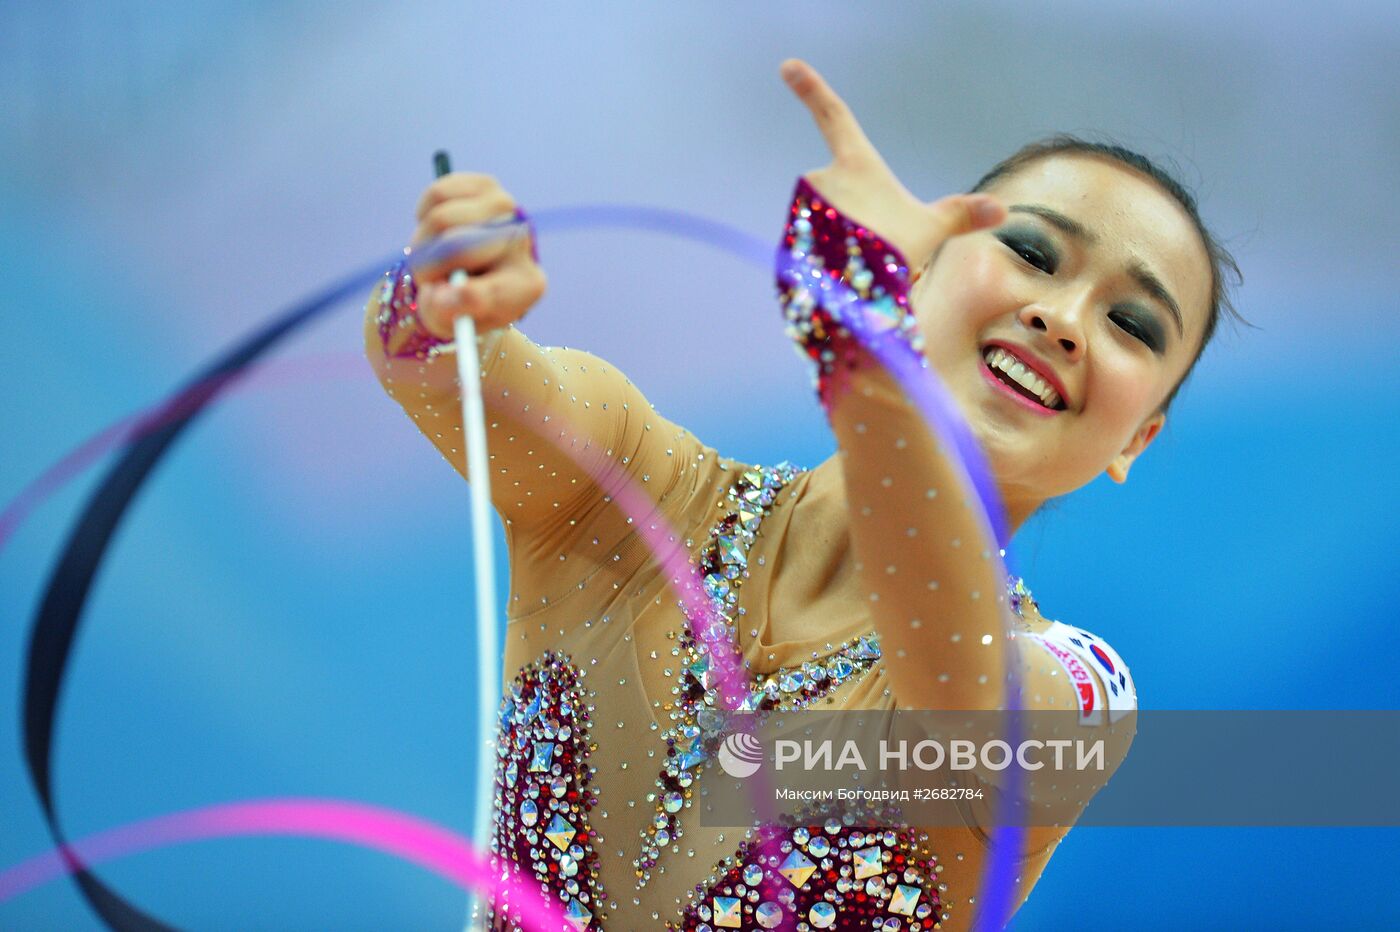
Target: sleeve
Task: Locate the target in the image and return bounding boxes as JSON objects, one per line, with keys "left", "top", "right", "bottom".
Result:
{"left": 363, "top": 271, "right": 709, "bottom": 607}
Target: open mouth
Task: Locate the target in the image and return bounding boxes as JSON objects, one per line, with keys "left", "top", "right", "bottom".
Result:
{"left": 980, "top": 346, "right": 1066, "bottom": 412}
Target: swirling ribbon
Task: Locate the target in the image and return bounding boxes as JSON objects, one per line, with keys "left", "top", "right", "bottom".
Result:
{"left": 8, "top": 204, "right": 1022, "bottom": 930}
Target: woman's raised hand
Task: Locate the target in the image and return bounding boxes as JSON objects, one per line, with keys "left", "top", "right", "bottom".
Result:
{"left": 410, "top": 173, "right": 546, "bottom": 338}
{"left": 780, "top": 58, "right": 1006, "bottom": 269}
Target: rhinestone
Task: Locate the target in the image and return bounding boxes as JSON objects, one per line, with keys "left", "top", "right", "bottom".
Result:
{"left": 544, "top": 814, "right": 576, "bottom": 852}
{"left": 853, "top": 846, "right": 883, "bottom": 880}
{"left": 779, "top": 670, "right": 806, "bottom": 692}
{"left": 529, "top": 742, "right": 555, "bottom": 772}
{"left": 889, "top": 883, "right": 923, "bottom": 915}
{"left": 562, "top": 898, "right": 592, "bottom": 930}
{"left": 712, "top": 895, "right": 742, "bottom": 928}
{"left": 779, "top": 849, "right": 816, "bottom": 888}
{"left": 755, "top": 902, "right": 783, "bottom": 928}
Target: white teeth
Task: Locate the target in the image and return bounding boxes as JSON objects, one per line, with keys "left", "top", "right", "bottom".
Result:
{"left": 982, "top": 347, "right": 1063, "bottom": 409}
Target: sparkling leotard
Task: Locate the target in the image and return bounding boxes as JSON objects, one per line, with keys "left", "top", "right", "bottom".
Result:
{"left": 363, "top": 183, "right": 1137, "bottom": 930}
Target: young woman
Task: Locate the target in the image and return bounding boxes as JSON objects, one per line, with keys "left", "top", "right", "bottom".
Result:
{"left": 365, "top": 60, "right": 1238, "bottom": 930}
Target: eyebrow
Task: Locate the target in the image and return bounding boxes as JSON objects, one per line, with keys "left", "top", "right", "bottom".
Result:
{"left": 1127, "top": 259, "right": 1185, "bottom": 339}
{"left": 1008, "top": 203, "right": 1185, "bottom": 339}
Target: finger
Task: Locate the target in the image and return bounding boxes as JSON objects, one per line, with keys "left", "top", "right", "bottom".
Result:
{"left": 412, "top": 190, "right": 517, "bottom": 245}
{"left": 415, "top": 172, "right": 501, "bottom": 221}
{"left": 780, "top": 58, "right": 880, "bottom": 166}
{"left": 925, "top": 193, "right": 1007, "bottom": 242}
{"left": 412, "top": 234, "right": 519, "bottom": 285}
{"left": 412, "top": 207, "right": 532, "bottom": 285}
{"left": 417, "top": 260, "right": 547, "bottom": 338}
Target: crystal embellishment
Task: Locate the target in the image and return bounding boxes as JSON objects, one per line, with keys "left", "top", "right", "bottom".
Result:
{"left": 545, "top": 814, "right": 577, "bottom": 852}
{"left": 635, "top": 462, "right": 885, "bottom": 889}
{"left": 776, "top": 177, "right": 922, "bottom": 409}
{"left": 563, "top": 899, "right": 593, "bottom": 931}
{"left": 853, "top": 845, "right": 884, "bottom": 880}
{"left": 808, "top": 902, "right": 837, "bottom": 928}
{"left": 778, "top": 849, "right": 816, "bottom": 888}
{"left": 890, "top": 883, "right": 922, "bottom": 916}
{"left": 488, "top": 653, "right": 604, "bottom": 931}
{"left": 712, "top": 895, "right": 742, "bottom": 928}
{"left": 671, "top": 815, "right": 945, "bottom": 931}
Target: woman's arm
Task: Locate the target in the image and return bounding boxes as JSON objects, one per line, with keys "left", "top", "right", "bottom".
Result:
{"left": 364, "top": 173, "right": 708, "bottom": 604}
{"left": 777, "top": 60, "right": 1137, "bottom": 855}
{"left": 772, "top": 62, "right": 1013, "bottom": 710}
{"left": 785, "top": 183, "right": 1119, "bottom": 715}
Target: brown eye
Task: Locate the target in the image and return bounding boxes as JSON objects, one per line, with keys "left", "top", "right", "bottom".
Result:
{"left": 998, "top": 232, "right": 1057, "bottom": 274}
{"left": 1109, "top": 308, "right": 1164, "bottom": 353}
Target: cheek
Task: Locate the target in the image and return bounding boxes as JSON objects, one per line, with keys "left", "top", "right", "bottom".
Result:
{"left": 1084, "top": 350, "right": 1162, "bottom": 440}
{"left": 914, "top": 243, "right": 1017, "bottom": 339}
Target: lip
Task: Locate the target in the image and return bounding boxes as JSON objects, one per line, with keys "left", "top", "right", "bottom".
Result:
{"left": 981, "top": 339, "right": 1074, "bottom": 411}
{"left": 979, "top": 358, "right": 1061, "bottom": 417}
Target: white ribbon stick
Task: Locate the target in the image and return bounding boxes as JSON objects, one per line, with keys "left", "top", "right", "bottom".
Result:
{"left": 450, "top": 268, "right": 501, "bottom": 931}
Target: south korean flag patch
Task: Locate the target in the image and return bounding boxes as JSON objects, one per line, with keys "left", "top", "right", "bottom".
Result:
{"left": 1024, "top": 631, "right": 1104, "bottom": 726}
{"left": 1041, "top": 622, "right": 1137, "bottom": 722}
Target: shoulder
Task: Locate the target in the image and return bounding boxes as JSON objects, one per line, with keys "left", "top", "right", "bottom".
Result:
{"left": 1023, "top": 619, "right": 1138, "bottom": 722}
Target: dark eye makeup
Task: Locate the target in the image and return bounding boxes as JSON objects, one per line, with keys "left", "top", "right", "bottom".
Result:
{"left": 1109, "top": 307, "right": 1166, "bottom": 354}
{"left": 996, "top": 227, "right": 1167, "bottom": 355}
{"left": 996, "top": 229, "right": 1057, "bottom": 274}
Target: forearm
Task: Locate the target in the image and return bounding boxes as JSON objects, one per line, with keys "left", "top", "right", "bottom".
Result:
{"left": 829, "top": 361, "right": 1009, "bottom": 710}
{"left": 363, "top": 274, "right": 708, "bottom": 594}
{"left": 777, "top": 177, "right": 1010, "bottom": 709}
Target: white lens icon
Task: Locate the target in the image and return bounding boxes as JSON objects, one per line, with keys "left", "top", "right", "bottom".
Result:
{"left": 717, "top": 732, "right": 763, "bottom": 778}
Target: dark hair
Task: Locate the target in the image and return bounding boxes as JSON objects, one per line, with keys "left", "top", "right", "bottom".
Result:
{"left": 968, "top": 135, "right": 1247, "bottom": 413}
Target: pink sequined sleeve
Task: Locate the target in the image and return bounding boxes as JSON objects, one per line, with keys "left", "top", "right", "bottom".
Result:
{"left": 363, "top": 288, "right": 710, "bottom": 607}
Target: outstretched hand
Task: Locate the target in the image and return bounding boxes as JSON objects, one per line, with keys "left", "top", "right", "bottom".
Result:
{"left": 780, "top": 58, "right": 1007, "bottom": 270}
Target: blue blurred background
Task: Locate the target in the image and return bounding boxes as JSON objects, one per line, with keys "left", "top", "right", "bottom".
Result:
{"left": 3, "top": 1, "right": 1397, "bottom": 928}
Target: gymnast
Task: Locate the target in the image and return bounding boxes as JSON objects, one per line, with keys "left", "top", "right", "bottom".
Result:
{"left": 365, "top": 59, "right": 1239, "bottom": 930}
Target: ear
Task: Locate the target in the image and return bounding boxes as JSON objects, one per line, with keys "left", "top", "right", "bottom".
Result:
{"left": 1107, "top": 411, "right": 1165, "bottom": 484}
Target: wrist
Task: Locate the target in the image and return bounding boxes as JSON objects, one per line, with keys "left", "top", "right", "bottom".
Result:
{"left": 775, "top": 177, "right": 925, "bottom": 410}
{"left": 375, "top": 252, "right": 457, "bottom": 360}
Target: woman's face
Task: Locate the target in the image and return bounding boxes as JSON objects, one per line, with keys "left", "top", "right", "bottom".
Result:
{"left": 912, "top": 153, "right": 1212, "bottom": 524}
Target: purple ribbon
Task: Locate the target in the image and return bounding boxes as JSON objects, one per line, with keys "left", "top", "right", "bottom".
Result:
{"left": 7, "top": 201, "right": 1022, "bottom": 930}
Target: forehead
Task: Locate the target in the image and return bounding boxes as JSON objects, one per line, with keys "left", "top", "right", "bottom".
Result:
{"left": 985, "top": 153, "right": 1213, "bottom": 341}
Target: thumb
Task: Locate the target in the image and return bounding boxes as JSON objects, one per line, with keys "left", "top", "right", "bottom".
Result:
{"left": 926, "top": 193, "right": 1006, "bottom": 240}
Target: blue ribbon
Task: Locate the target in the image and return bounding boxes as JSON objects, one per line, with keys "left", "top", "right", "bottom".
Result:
{"left": 18, "top": 203, "right": 1022, "bottom": 930}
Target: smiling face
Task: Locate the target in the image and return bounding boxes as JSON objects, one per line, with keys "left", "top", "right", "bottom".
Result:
{"left": 911, "top": 153, "right": 1213, "bottom": 527}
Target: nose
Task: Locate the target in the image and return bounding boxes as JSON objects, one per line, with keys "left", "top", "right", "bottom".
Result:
{"left": 1018, "top": 301, "right": 1085, "bottom": 361}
